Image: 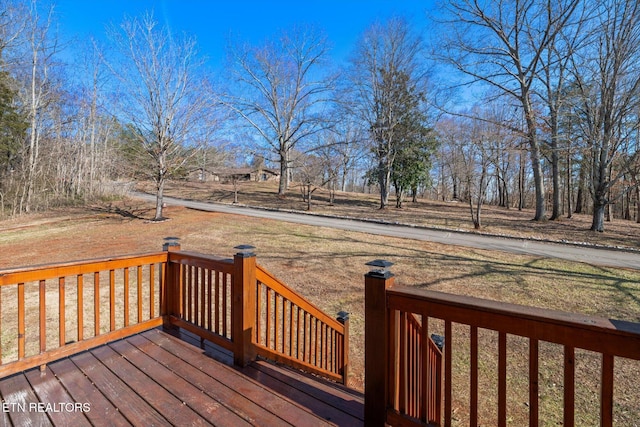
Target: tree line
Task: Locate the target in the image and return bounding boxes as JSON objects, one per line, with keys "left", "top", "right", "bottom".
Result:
{"left": 0, "top": 0, "right": 638, "bottom": 233}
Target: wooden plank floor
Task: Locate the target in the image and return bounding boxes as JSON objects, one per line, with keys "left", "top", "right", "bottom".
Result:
{"left": 0, "top": 328, "right": 364, "bottom": 426}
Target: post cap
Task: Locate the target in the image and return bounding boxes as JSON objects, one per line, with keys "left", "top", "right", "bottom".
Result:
{"left": 162, "top": 237, "right": 181, "bottom": 251}
{"left": 234, "top": 244, "right": 256, "bottom": 257}
{"left": 337, "top": 311, "right": 349, "bottom": 323}
{"left": 365, "top": 259, "right": 394, "bottom": 278}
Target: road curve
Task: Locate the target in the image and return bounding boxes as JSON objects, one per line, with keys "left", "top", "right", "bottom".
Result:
{"left": 134, "top": 193, "right": 640, "bottom": 270}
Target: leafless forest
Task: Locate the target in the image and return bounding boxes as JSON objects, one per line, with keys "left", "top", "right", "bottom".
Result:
{"left": 1, "top": 0, "right": 640, "bottom": 234}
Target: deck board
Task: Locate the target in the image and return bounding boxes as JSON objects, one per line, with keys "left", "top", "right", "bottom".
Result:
{"left": 0, "top": 328, "right": 364, "bottom": 426}
{"left": 47, "top": 358, "right": 131, "bottom": 427}
{"left": 144, "top": 329, "right": 338, "bottom": 426}
{"left": 129, "top": 333, "right": 285, "bottom": 426}
{"left": 110, "top": 338, "right": 253, "bottom": 427}
{"left": 71, "top": 350, "right": 173, "bottom": 426}
{"left": 23, "top": 366, "right": 92, "bottom": 427}
{"left": 0, "top": 371, "right": 51, "bottom": 426}
{"left": 91, "top": 344, "right": 211, "bottom": 426}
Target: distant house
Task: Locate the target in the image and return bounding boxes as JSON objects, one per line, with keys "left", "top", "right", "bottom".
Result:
{"left": 189, "top": 167, "right": 280, "bottom": 183}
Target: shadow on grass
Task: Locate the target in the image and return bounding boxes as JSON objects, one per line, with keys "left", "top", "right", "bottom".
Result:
{"left": 246, "top": 226, "right": 640, "bottom": 319}
{"left": 91, "top": 202, "right": 154, "bottom": 221}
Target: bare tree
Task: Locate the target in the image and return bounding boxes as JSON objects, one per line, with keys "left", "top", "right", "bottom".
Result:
{"left": 107, "top": 12, "right": 211, "bottom": 220}
{"left": 12, "top": 1, "right": 60, "bottom": 213}
{"left": 537, "top": 4, "right": 589, "bottom": 220}
{"left": 346, "top": 17, "right": 426, "bottom": 209}
{"left": 569, "top": 0, "right": 640, "bottom": 232}
{"left": 223, "top": 26, "right": 336, "bottom": 196}
{"left": 437, "top": 0, "right": 581, "bottom": 221}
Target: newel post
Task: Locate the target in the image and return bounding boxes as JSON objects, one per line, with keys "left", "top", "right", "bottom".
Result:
{"left": 162, "top": 238, "right": 181, "bottom": 328}
{"left": 232, "top": 244, "right": 257, "bottom": 367}
{"left": 337, "top": 311, "right": 350, "bottom": 385}
{"left": 364, "top": 259, "right": 394, "bottom": 427}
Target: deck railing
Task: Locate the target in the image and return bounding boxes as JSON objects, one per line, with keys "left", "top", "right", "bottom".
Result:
{"left": 364, "top": 262, "right": 640, "bottom": 427}
{"left": 254, "top": 264, "right": 349, "bottom": 383}
{"left": 163, "top": 247, "right": 235, "bottom": 352}
{"left": 0, "top": 252, "right": 167, "bottom": 377}
{"left": 0, "top": 243, "right": 349, "bottom": 385}
{"left": 163, "top": 244, "right": 348, "bottom": 383}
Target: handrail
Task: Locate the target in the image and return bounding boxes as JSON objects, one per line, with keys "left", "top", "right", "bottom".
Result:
{"left": 0, "top": 252, "right": 167, "bottom": 286}
{"left": 255, "top": 264, "right": 348, "bottom": 383}
{"left": 387, "top": 286, "right": 640, "bottom": 359}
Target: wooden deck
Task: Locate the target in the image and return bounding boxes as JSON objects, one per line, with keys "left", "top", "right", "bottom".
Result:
{"left": 0, "top": 328, "right": 364, "bottom": 426}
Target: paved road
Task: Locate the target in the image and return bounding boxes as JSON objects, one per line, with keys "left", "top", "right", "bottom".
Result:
{"left": 135, "top": 193, "right": 640, "bottom": 270}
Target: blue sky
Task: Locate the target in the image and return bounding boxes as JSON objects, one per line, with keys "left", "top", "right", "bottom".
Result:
{"left": 54, "top": 0, "right": 433, "bottom": 67}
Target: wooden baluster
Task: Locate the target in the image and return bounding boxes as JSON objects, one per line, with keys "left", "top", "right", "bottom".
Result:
{"left": 94, "top": 272, "right": 100, "bottom": 336}
{"left": 109, "top": 270, "right": 115, "bottom": 332}
{"left": 18, "top": 282, "right": 25, "bottom": 359}
{"left": 323, "top": 323, "right": 328, "bottom": 371}
{"left": 214, "top": 271, "right": 220, "bottom": 334}
{"left": 297, "top": 307, "right": 303, "bottom": 360}
{"left": 200, "top": 267, "right": 206, "bottom": 328}
{"left": 59, "top": 277, "right": 66, "bottom": 347}
{"left": 289, "top": 300, "right": 294, "bottom": 357}
{"left": 435, "top": 331, "right": 442, "bottom": 425}
{"left": 181, "top": 264, "right": 187, "bottom": 321}
{"left": 192, "top": 267, "right": 198, "bottom": 325}
{"left": 0, "top": 286, "right": 2, "bottom": 363}
{"left": 274, "top": 294, "right": 280, "bottom": 352}
{"left": 444, "top": 320, "right": 452, "bottom": 427}
{"left": 564, "top": 346, "right": 575, "bottom": 427}
{"left": 223, "top": 272, "right": 228, "bottom": 337}
{"left": 601, "top": 354, "right": 614, "bottom": 427}
{"left": 256, "top": 281, "right": 262, "bottom": 344}
{"left": 137, "top": 266, "right": 143, "bottom": 323}
{"left": 364, "top": 259, "right": 394, "bottom": 427}
{"left": 399, "top": 311, "right": 406, "bottom": 415}
{"left": 124, "top": 267, "right": 130, "bottom": 327}
{"left": 470, "top": 325, "right": 478, "bottom": 427}
{"left": 421, "top": 315, "right": 429, "bottom": 423}
{"left": 530, "top": 338, "right": 539, "bottom": 426}
{"left": 39, "top": 280, "right": 46, "bottom": 354}
{"left": 302, "top": 311, "right": 308, "bottom": 362}
{"left": 77, "top": 274, "right": 84, "bottom": 341}
{"left": 498, "top": 332, "right": 507, "bottom": 427}
{"left": 282, "top": 299, "right": 287, "bottom": 355}
{"left": 207, "top": 269, "right": 212, "bottom": 331}
{"left": 150, "top": 264, "right": 155, "bottom": 319}
{"left": 266, "top": 289, "right": 272, "bottom": 348}
{"left": 186, "top": 265, "right": 192, "bottom": 323}
{"left": 313, "top": 317, "right": 318, "bottom": 366}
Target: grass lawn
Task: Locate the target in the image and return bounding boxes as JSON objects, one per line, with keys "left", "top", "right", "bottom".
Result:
{"left": 1, "top": 188, "right": 639, "bottom": 425}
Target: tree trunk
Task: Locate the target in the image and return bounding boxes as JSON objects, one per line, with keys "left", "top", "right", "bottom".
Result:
{"left": 591, "top": 197, "right": 606, "bottom": 232}
{"left": 518, "top": 150, "right": 525, "bottom": 211}
{"left": 378, "top": 160, "right": 390, "bottom": 209}
{"left": 566, "top": 146, "right": 572, "bottom": 219}
{"left": 154, "top": 178, "right": 165, "bottom": 221}
{"left": 278, "top": 149, "right": 289, "bottom": 196}
{"left": 524, "top": 105, "right": 546, "bottom": 221}
{"left": 550, "top": 129, "right": 560, "bottom": 220}
{"left": 636, "top": 186, "right": 640, "bottom": 223}
{"left": 531, "top": 150, "right": 546, "bottom": 220}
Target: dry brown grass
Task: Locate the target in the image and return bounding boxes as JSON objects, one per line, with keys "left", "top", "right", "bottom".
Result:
{"left": 1, "top": 189, "right": 639, "bottom": 425}
{"left": 146, "top": 179, "right": 640, "bottom": 251}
